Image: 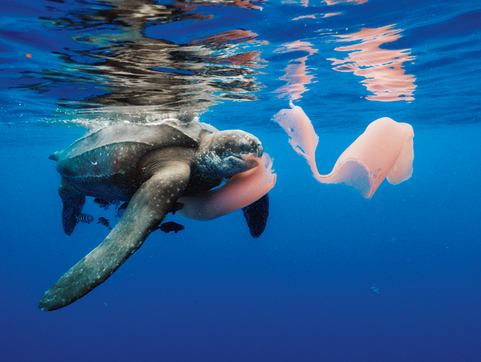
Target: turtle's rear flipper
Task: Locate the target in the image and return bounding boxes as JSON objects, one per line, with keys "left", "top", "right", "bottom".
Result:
{"left": 39, "top": 162, "right": 191, "bottom": 311}
{"left": 242, "top": 193, "right": 269, "bottom": 238}
{"left": 58, "top": 178, "right": 86, "bottom": 236}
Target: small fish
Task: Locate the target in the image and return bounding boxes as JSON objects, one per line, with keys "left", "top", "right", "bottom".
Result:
{"left": 371, "top": 286, "right": 380, "bottom": 294}
{"left": 97, "top": 217, "right": 112, "bottom": 230}
{"left": 115, "top": 202, "right": 128, "bottom": 219}
{"left": 94, "top": 197, "right": 119, "bottom": 210}
{"left": 156, "top": 221, "right": 185, "bottom": 234}
{"left": 76, "top": 213, "right": 94, "bottom": 224}
{"left": 94, "top": 198, "right": 110, "bottom": 210}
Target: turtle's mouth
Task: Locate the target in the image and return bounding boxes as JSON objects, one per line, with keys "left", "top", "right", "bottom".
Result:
{"left": 240, "top": 155, "right": 261, "bottom": 170}
{"left": 222, "top": 152, "right": 260, "bottom": 176}
{"left": 233, "top": 145, "right": 263, "bottom": 166}
{"left": 205, "top": 132, "right": 264, "bottom": 179}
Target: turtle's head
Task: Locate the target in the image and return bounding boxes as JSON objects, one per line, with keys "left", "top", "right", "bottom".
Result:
{"left": 198, "top": 130, "right": 263, "bottom": 179}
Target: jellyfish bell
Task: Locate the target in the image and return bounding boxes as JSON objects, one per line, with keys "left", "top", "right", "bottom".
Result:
{"left": 274, "top": 103, "right": 414, "bottom": 198}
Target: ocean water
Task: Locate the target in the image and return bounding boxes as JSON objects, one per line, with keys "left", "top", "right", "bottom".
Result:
{"left": 1, "top": 0, "right": 481, "bottom": 361}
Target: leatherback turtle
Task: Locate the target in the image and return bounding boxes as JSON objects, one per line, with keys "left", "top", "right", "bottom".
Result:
{"left": 39, "top": 118, "right": 269, "bottom": 311}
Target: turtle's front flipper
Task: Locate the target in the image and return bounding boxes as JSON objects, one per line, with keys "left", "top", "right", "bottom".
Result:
{"left": 39, "top": 162, "right": 191, "bottom": 311}
{"left": 242, "top": 193, "right": 269, "bottom": 238}
{"left": 58, "top": 177, "right": 86, "bottom": 236}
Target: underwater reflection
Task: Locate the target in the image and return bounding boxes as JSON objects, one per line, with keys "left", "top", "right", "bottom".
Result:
{"left": 26, "top": 0, "right": 265, "bottom": 118}
{"left": 283, "top": 0, "right": 367, "bottom": 6}
{"left": 273, "top": 41, "right": 317, "bottom": 101}
{"left": 324, "top": 0, "right": 368, "bottom": 5}
{"left": 327, "top": 25, "right": 416, "bottom": 102}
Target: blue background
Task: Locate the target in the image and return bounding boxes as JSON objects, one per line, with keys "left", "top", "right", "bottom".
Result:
{"left": 1, "top": 0, "right": 481, "bottom": 361}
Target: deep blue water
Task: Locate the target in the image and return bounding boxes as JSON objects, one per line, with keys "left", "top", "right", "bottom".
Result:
{"left": 1, "top": 0, "right": 481, "bottom": 361}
